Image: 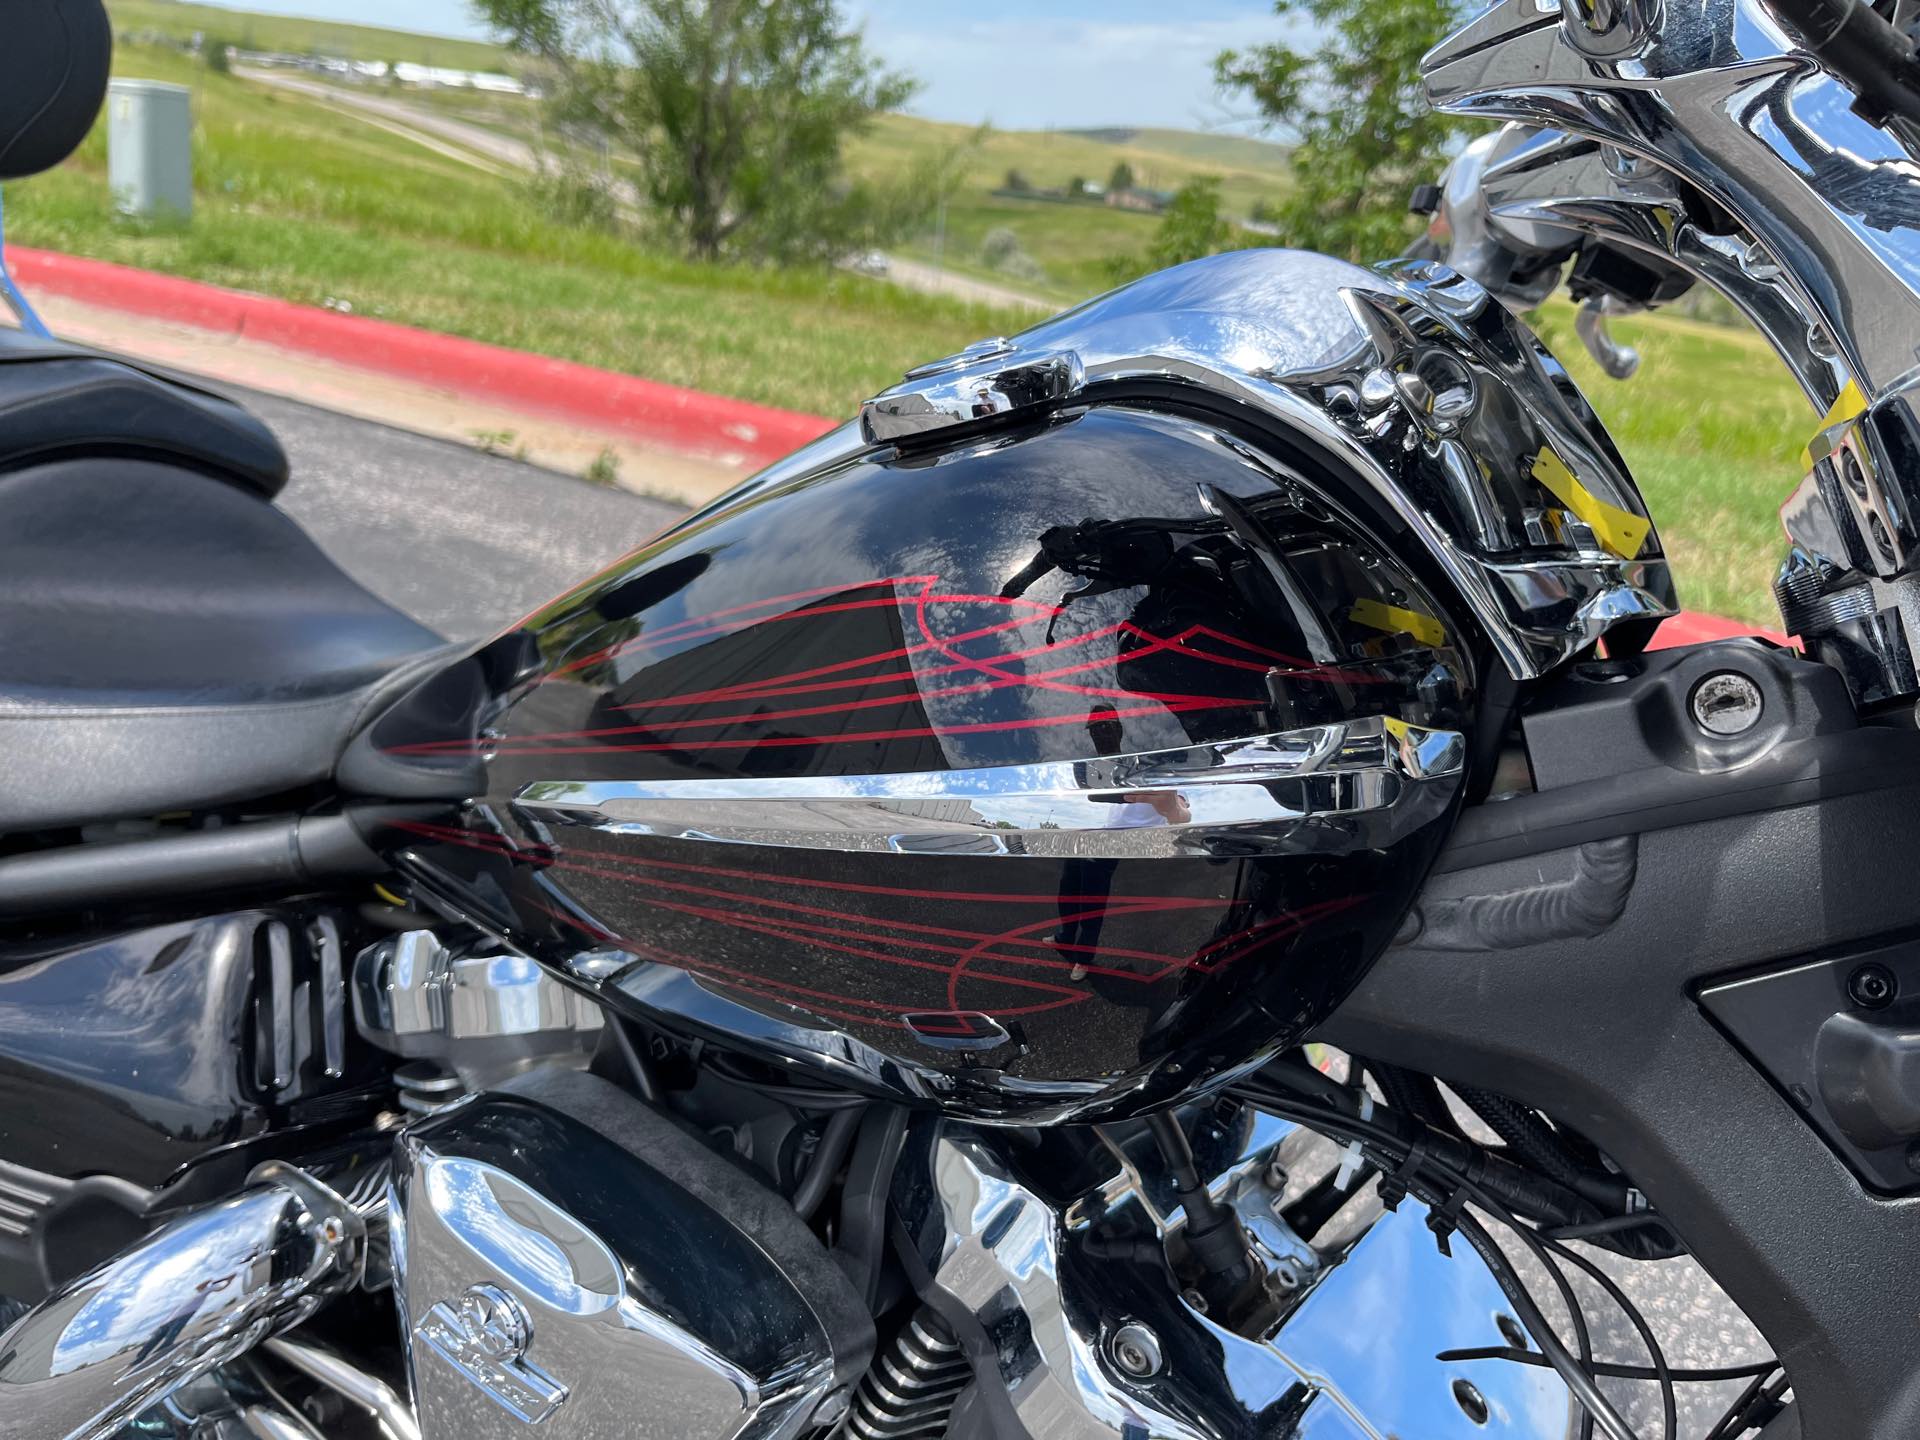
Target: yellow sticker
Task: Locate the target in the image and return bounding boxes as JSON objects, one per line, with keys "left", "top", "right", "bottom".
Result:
{"left": 1350, "top": 597, "right": 1447, "bottom": 648}
{"left": 1531, "top": 447, "right": 1652, "bottom": 559}
{"left": 1797, "top": 378, "right": 1869, "bottom": 473}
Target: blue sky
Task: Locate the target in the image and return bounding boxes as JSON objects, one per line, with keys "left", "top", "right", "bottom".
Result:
{"left": 185, "top": 0, "right": 1297, "bottom": 132}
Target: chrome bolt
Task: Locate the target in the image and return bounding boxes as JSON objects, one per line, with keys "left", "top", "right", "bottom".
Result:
{"left": 1109, "top": 1322, "right": 1164, "bottom": 1378}
{"left": 809, "top": 1386, "right": 852, "bottom": 1427}
{"left": 1689, "top": 671, "right": 1763, "bottom": 736}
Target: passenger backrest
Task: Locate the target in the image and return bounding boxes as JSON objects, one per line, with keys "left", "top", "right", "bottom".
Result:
{"left": 1, "top": 0, "right": 111, "bottom": 182}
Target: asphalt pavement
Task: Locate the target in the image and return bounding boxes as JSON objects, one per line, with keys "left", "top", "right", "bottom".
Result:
{"left": 256, "top": 387, "right": 1773, "bottom": 1438}
{"left": 261, "top": 390, "right": 682, "bottom": 638}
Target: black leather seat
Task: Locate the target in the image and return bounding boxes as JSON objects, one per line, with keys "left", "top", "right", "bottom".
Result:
{"left": 0, "top": 326, "right": 291, "bottom": 495}
{"left": 0, "top": 456, "right": 446, "bottom": 831}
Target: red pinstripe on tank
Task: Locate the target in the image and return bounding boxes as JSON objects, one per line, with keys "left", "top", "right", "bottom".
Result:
{"left": 385, "top": 573, "right": 1382, "bottom": 758}
{"left": 393, "top": 820, "right": 1368, "bottom": 1028}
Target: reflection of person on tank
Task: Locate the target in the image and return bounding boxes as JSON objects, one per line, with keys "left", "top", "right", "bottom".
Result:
{"left": 1055, "top": 706, "right": 1189, "bottom": 982}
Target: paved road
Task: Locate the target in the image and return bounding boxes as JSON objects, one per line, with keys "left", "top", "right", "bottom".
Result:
{"left": 236, "top": 68, "right": 534, "bottom": 176}
{"left": 259, "top": 390, "right": 681, "bottom": 636}
{"left": 866, "top": 253, "right": 1053, "bottom": 312}
{"left": 257, "top": 389, "right": 1771, "bottom": 1437}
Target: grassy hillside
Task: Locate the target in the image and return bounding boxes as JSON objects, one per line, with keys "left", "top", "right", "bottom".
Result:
{"left": 842, "top": 112, "right": 1290, "bottom": 303}
{"left": 110, "top": 0, "right": 511, "bottom": 69}
{"left": 14, "top": 9, "right": 1805, "bottom": 623}
{"left": 4, "top": 41, "right": 1017, "bottom": 417}
{"left": 845, "top": 111, "right": 1288, "bottom": 220}
{"left": 1066, "top": 126, "right": 1293, "bottom": 174}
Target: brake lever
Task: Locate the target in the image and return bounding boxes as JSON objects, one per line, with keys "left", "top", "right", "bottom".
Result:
{"left": 1574, "top": 298, "right": 1640, "bottom": 381}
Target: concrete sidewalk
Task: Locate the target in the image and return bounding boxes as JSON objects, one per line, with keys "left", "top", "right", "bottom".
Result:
{"left": 23, "top": 290, "right": 753, "bottom": 507}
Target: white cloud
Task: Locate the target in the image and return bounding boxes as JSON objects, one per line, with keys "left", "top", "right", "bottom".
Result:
{"left": 845, "top": 5, "right": 1304, "bottom": 132}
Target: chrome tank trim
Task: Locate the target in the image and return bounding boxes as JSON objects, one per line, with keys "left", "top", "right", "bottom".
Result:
{"left": 863, "top": 344, "right": 1084, "bottom": 441}
{"left": 0, "top": 1165, "right": 365, "bottom": 1440}
{"left": 512, "top": 716, "right": 1465, "bottom": 859}
{"left": 855, "top": 248, "right": 1674, "bottom": 678}
{"left": 900, "top": 1114, "right": 1575, "bottom": 1439}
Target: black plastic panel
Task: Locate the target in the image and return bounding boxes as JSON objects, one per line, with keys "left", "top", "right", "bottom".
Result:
{"left": 1317, "top": 643, "right": 1920, "bottom": 1438}
{"left": 1700, "top": 936, "right": 1920, "bottom": 1193}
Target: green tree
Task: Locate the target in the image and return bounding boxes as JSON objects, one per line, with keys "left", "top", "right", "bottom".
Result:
{"left": 1148, "top": 177, "right": 1231, "bottom": 270}
{"left": 476, "top": 0, "right": 922, "bottom": 263}
{"left": 1003, "top": 167, "right": 1031, "bottom": 193}
{"left": 1107, "top": 159, "right": 1135, "bottom": 193}
{"left": 1216, "top": 0, "right": 1471, "bottom": 260}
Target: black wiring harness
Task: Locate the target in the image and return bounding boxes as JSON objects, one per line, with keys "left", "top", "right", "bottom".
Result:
{"left": 1229, "top": 1058, "right": 1789, "bottom": 1440}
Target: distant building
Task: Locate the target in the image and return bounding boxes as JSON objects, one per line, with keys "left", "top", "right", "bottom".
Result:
{"left": 1105, "top": 186, "right": 1174, "bottom": 214}
{"left": 229, "top": 49, "right": 530, "bottom": 95}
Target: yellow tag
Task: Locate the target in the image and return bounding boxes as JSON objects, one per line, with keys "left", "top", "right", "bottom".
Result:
{"left": 1350, "top": 598, "right": 1447, "bottom": 648}
{"left": 1797, "top": 378, "right": 1869, "bottom": 473}
{"left": 1531, "top": 447, "right": 1651, "bottom": 559}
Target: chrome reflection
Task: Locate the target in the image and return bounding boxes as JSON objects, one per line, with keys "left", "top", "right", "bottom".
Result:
{"left": 353, "top": 931, "right": 603, "bottom": 1089}
{"left": 514, "top": 716, "right": 1465, "bottom": 858}
{"left": 899, "top": 1112, "right": 1575, "bottom": 1439}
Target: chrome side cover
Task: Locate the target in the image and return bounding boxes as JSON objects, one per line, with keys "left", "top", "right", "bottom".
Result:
{"left": 390, "top": 1073, "right": 869, "bottom": 1440}
{"left": 857, "top": 249, "right": 1676, "bottom": 678}
{"left": 513, "top": 716, "right": 1465, "bottom": 859}
{"left": 353, "top": 931, "right": 603, "bottom": 1088}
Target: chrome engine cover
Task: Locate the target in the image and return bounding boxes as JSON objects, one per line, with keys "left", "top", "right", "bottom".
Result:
{"left": 388, "top": 1070, "right": 872, "bottom": 1440}
{"left": 894, "top": 1106, "right": 1575, "bottom": 1439}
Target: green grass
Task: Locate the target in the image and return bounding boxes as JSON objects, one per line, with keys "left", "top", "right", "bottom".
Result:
{"left": 846, "top": 113, "right": 1289, "bottom": 217}
{"left": 900, "top": 193, "right": 1162, "bottom": 303}
{"left": 6, "top": 43, "right": 1021, "bottom": 417}
{"left": 1065, "top": 126, "right": 1294, "bottom": 174}
{"left": 110, "top": 0, "right": 511, "bottom": 70}
{"left": 840, "top": 113, "right": 1292, "bottom": 302}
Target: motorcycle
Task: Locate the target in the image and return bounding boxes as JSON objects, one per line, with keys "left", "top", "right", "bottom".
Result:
{"left": 9, "top": 0, "right": 1920, "bottom": 1432}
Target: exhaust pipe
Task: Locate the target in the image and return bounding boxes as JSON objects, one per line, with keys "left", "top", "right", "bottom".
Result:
{"left": 0, "top": 1163, "right": 365, "bottom": 1440}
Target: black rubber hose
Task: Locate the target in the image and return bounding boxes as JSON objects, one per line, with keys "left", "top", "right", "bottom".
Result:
{"left": 1144, "top": 1111, "right": 1257, "bottom": 1308}
{"left": 1766, "top": 0, "right": 1920, "bottom": 128}
{"left": 793, "top": 1104, "right": 865, "bottom": 1222}
{"left": 1455, "top": 1083, "right": 1588, "bottom": 1191}
{"left": 1369, "top": 1060, "right": 1461, "bottom": 1135}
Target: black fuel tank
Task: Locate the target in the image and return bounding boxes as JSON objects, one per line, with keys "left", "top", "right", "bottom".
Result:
{"left": 355, "top": 405, "right": 1479, "bottom": 1120}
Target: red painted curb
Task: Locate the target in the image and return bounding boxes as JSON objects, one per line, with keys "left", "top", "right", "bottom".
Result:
{"left": 9, "top": 246, "right": 837, "bottom": 468}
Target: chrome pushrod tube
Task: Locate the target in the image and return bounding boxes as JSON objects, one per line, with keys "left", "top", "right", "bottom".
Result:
{"left": 0, "top": 1164, "right": 365, "bottom": 1440}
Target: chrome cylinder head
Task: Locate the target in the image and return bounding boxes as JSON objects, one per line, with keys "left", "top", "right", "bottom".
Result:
{"left": 0, "top": 1165, "right": 364, "bottom": 1440}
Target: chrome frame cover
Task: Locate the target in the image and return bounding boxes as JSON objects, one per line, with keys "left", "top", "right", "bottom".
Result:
{"left": 896, "top": 1110, "right": 1576, "bottom": 1439}
{"left": 852, "top": 249, "right": 1675, "bottom": 680}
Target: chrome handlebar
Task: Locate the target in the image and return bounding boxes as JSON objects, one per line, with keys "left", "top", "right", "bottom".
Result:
{"left": 1419, "top": 0, "right": 1920, "bottom": 704}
